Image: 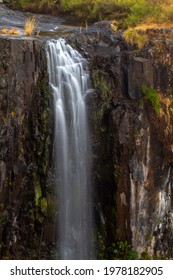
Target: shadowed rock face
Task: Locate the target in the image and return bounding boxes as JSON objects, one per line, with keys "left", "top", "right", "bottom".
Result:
{"left": 0, "top": 37, "right": 54, "bottom": 259}
{"left": 66, "top": 27, "right": 173, "bottom": 259}
{"left": 97, "top": 31, "right": 173, "bottom": 259}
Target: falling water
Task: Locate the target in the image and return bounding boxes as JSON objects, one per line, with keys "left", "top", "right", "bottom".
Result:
{"left": 46, "top": 39, "right": 93, "bottom": 259}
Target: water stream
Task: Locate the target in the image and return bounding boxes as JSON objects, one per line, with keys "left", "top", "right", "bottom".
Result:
{"left": 46, "top": 39, "right": 93, "bottom": 259}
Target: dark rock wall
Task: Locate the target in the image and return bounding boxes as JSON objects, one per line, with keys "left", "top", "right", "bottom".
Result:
{"left": 123, "top": 36, "right": 173, "bottom": 258}
{"left": 67, "top": 28, "right": 173, "bottom": 259}
{"left": 0, "top": 37, "right": 54, "bottom": 259}
{"left": 0, "top": 28, "right": 173, "bottom": 260}
{"left": 98, "top": 31, "right": 173, "bottom": 259}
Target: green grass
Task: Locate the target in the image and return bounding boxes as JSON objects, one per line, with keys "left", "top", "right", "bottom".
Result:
{"left": 142, "top": 85, "right": 161, "bottom": 115}
{"left": 60, "top": 0, "right": 173, "bottom": 28}
{"left": 9, "top": 1, "right": 173, "bottom": 29}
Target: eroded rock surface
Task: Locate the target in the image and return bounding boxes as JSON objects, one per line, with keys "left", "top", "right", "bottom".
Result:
{"left": 66, "top": 26, "right": 173, "bottom": 259}
{"left": 0, "top": 37, "right": 54, "bottom": 259}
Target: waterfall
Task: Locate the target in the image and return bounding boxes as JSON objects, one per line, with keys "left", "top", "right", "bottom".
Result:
{"left": 46, "top": 39, "right": 93, "bottom": 259}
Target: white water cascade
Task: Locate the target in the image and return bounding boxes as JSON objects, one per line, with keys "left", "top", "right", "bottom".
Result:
{"left": 46, "top": 39, "right": 93, "bottom": 259}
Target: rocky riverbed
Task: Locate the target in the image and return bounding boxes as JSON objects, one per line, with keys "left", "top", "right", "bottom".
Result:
{"left": 0, "top": 3, "right": 79, "bottom": 37}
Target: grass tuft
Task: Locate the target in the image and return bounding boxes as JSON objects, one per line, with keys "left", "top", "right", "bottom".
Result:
{"left": 123, "top": 28, "right": 147, "bottom": 49}
{"left": 24, "top": 17, "right": 39, "bottom": 37}
{"left": 9, "top": 29, "right": 20, "bottom": 35}
{"left": 0, "top": 28, "right": 20, "bottom": 35}
{"left": 142, "top": 85, "right": 161, "bottom": 115}
{"left": 1, "top": 29, "right": 8, "bottom": 34}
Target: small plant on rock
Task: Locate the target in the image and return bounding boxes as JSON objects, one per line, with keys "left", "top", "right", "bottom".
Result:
{"left": 24, "top": 17, "right": 39, "bottom": 37}
{"left": 142, "top": 85, "right": 161, "bottom": 115}
{"left": 124, "top": 28, "right": 147, "bottom": 49}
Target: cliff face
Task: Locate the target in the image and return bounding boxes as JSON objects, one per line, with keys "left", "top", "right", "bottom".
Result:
{"left": 91, "top": 29, "right": 173, "bottom": 259}
{"left": 67, "top": 27, "right": 173, "bottom": 259}
{"left": 0, "top": 27, "right": 173, "bottom": 260}
{"left": 0, "top": 37, "right": 54, "bottom": 259}
{"left": 123, "top": 32, "right": 173, "bottom": 258}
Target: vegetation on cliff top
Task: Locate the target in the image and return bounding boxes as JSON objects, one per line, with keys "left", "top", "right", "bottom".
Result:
{"left": 7, "top": 0, "right": 173, "bottom": 29}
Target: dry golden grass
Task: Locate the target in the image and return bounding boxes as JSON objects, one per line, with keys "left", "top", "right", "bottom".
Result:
{"left": 24, "top": 17, "right": 39, "bottom": 37}
{"left": 9, "top": 29, "right": 20, "bottom": 35}
{"left": 123, "top": 28, "right": 136, "bottom": 45}
{"left": 1, "top": 29, "right": 8, "bottom": 34}
{"left": 0, "top": 28, "right": 20, "bottom": 35}
{"left": 135, "top": 23, "right": 173, "bottom": 31}
{"left": 123, "top": 20, "right": 173, "bottom": 49}
{"left": 123, "top": 28, "right": 147, "bottom": 49}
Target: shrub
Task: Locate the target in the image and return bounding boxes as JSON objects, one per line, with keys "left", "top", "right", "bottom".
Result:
{"left": 107, "top": 241, "right": 138, "bottom": 260}
{"left": 39, "top": 0, "right": 57, "bottom": 9}
{"left": 90, "top": 0, "right": 130, "bottom": 21}
{"left": 126, "top": 0, "right": 161, "bottom": 26}
{"left": 61, "top": 0, "right": 93, "bottom": 19}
